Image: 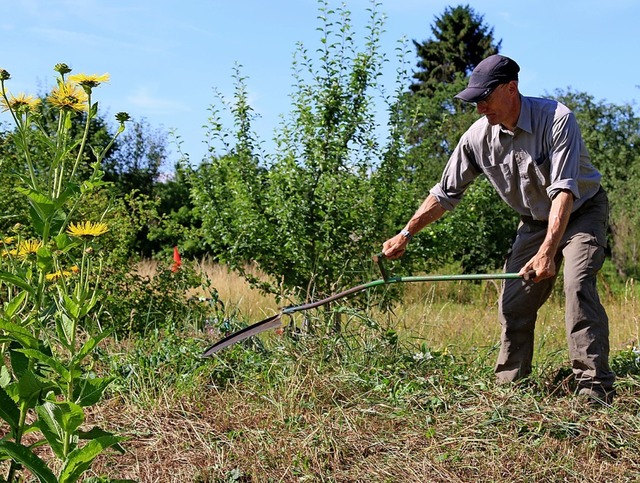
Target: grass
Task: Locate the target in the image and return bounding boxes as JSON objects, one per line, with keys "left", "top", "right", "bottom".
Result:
{"left": 71, "top": 262, "right": 640, "bottom": 481}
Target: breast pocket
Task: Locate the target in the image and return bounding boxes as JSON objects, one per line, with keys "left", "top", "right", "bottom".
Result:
{"left": 483, "top": 163, "right": 514, "bottom": 196}
{"left": 527, "top": 153, "right": 551, "bottom": 186}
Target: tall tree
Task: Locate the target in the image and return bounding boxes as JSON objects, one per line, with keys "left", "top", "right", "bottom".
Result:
{"left": 192, "top": 2, "right": 391, "bottom": 299}
{"left": 393, "top": 5, "right": 516, "bottom": 274}
{"left": 403, "top": 5, "right": 502, "bottom": 165}
{"left": 103, "top": 118, "right": 168, "bottom": 197}
{"left": 409, "top": 4, "right": 501, "bottom": 97}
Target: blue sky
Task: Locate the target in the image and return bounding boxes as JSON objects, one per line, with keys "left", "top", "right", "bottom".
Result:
{"left": 4, "top": 0, "right": 639, "bottom": 167}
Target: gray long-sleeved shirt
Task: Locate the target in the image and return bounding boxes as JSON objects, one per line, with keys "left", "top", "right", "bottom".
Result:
{"left": 430, "top": 96, "right": 601, "bottom": 221}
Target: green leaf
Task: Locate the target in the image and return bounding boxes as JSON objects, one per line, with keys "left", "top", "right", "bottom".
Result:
{"left": 74, "top": 330, "right": 112, "bottom": 365}
{"left": 55, "top": 232, "right": 76, "bottom": 251}
{"left": 28, "top": 204, "right": 47, "bottom": 237}
{"left": 0, "top": 270, "right": 34, "bottom": 294}
{"left": 0, "top": 441, "right": 58, "bottom": 483}
{"left": 63, "top": 293, "right": 81, "bottom": 319}
{"left": 16, "top": 187, "right": 55, "bottom": 217}
{"left": 55, "top": 183, "right": 81, "bottom": 209}
{"left": 59, "top": 435, "right": 125, "bottom": 483}
{"left": 11, "top": 369, "right": 58, "bottom": 408}
{"left": 56, "top": 313, "right": 75, "bottom": 348}
{"left": 36, "top": 246, "right": 54, "bottom": 273}
{"left": 4, "top": 291, "right": 28, "bottom": 318}
{"left": 0, "top": 365, "right": 11, "bottom": 387}
{"left": 0, "top": 320, "right": 39, "bottom": 349}
{"left": 64, "top": 112, "right": 73, "bottom": 130}
{"left": 33, "top": 407, "right": 65, "bottom": 460}
{"left": 73, "top": 376, "right": 115, "bottom": 407}
{"left": 78, "top": 426, "right": 126, "bottom": 454}
{"left": 18, "top": 349, "right": 71, "bottom": 382}
{"left": 0, "top": 386, "right": 20, "bottom": 432}
{"left": 9, "top": 343, "right": 29, "bottom": 378}
{"left": 37, "top": 400, "right": 84, "bottom": 439}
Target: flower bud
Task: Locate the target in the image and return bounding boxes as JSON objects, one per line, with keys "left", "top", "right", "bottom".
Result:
{"left": 115, "top": 112, "right": 131, "bottom": 123}
{"left": 54, "top": 63, "right": 72, "bottom": 75}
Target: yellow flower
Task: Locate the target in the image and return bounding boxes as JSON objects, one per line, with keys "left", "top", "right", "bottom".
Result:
{"left": 17, "top": 239, "right": 42, "bottom": 257}
{"left": 2, "top": 237, "right": 15, "bottom": 245}
{"left": 68, "top": 73, "right": 110, "bottom": 89}
{"left": 1, "top": 92, "right": 41, "bottom": 113}
{"left": 66, "top": 221, "right": 109, "bottom": 238}
{"left": 1, "top": 249, "right": 17, "bottom": 258}
{"left": 47, "top": 82, "right": 88, "bottom": 112}
{"left": 46, "top": 270, "right": 73, "bottom": 281}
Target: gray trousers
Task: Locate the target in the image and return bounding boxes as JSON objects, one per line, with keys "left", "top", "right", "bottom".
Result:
{"left": 495, "top": 188, "right": 615, "bottom": 391}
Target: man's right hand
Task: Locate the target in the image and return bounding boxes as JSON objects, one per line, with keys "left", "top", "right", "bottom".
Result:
{"left": 382, "top": 233, "right": 410, "bottom": 260}
{"left": 381, "top": 194, "right": 446, "bottom": 260}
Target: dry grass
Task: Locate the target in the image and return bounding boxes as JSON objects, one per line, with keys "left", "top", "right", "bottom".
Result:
{"left": 88, "top": 370, "right": 640, "bottom": 482}
{"left": 135, "top": 259, "right": 639, "bottom": 356}
{"left": 372, "top": 274, "right": 639, "bottom": 357}
{"left": 84, "top": 264, "right": 640, "bottom": 482}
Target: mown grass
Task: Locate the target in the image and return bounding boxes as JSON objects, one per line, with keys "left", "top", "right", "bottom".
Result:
{"left": 85, "top": 261, "right": 640, "bottom": 482}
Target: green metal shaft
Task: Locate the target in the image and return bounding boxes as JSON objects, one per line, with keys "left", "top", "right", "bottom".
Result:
{"left": 282, "top": 272, "right": 524, "bottom": 315}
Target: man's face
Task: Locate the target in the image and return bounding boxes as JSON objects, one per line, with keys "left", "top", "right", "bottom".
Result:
{"left": 475, "top": 81, "right": 518, "bottom": 127}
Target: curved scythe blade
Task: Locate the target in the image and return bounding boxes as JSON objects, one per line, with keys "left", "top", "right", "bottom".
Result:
{"left": 201, "top": 313, "right": 283, "bottom": 357}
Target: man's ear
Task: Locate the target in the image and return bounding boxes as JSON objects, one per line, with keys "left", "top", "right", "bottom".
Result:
{"left": 506, "top": 80, "right": 519, "bottom": 96}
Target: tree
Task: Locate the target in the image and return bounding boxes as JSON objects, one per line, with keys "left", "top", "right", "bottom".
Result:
{"left": 147, "top": 161, "right": 204, "bottom": 258}
{"left": 100, "top": 118, "right": 171, "bottom": 257}
{"left": 192, "top": 2, "right": 393, "bottom": 299}
{"left": 103, "top": 118, "right": 168, "bottom": 197}
{"left": 409, "top": 4, "right": 501, "bottom": 97}
{"left": 384, "top": 5, "right": 515, "bottom": 273}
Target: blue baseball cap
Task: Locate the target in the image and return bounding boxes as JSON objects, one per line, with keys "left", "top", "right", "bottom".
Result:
{"left": 455, "top": 55, "right": 520, "bottom": 103}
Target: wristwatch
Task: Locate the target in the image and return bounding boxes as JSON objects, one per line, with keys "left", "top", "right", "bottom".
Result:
{"left": 400, "top": 229, "right": 413, "bottom": 241}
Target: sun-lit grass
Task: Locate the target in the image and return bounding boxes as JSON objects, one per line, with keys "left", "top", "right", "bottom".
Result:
{"left": 137, "top": 258, "right": 280, "bottom": 322}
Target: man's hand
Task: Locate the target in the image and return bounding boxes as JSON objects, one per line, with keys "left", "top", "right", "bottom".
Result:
{"left": 520, "top": 190, "right": 574, "bottom": 283}
{"left": 519, "top": 252, "right": 556, "bottom": 282}
{"left": 381, "top": 195, "right": 447, "bottom": 261}
{"left": 382, "top": 233, "right": 409, "bottom": 260}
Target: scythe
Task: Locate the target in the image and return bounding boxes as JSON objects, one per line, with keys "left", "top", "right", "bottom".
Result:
{"left": 201, "top": 254, "right": 534, "bottom": 357}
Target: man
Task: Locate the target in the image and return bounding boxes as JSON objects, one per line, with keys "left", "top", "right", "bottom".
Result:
{"left": 382, "top": 54, "right": 615, "bottom": 404}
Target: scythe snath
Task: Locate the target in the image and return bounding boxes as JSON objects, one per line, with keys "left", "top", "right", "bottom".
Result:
{"left": 201, "top": 254, "right": 535, "bottom": 357}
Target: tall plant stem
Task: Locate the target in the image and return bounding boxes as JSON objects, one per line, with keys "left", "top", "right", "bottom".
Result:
{"left": 69, "top": 91, "right": 93, "bottom": 184}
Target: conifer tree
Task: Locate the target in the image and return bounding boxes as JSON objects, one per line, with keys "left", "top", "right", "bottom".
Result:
{"left": 410, "top": 5, "right": 500, "bottom": 97}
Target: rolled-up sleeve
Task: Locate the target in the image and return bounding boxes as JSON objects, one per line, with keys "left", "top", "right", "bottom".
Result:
{"left": 430, "top": 135, "right": 482, "bottom": 211}
{"left": 546, "top": 112, "right": 581, "bottom": 200}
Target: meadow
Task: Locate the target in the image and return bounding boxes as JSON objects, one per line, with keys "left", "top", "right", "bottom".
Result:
{"left": 85, "top": 260, "right": 640, "bottom": 482}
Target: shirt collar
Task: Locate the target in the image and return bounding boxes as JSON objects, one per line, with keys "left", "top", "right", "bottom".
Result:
{"left": 515, "top": 95, "right": 532, "bottom": 134}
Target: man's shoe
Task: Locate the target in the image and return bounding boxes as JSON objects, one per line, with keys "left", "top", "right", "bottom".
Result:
{"left": 577, "top": 387, "right": 615, "bottom": 406}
